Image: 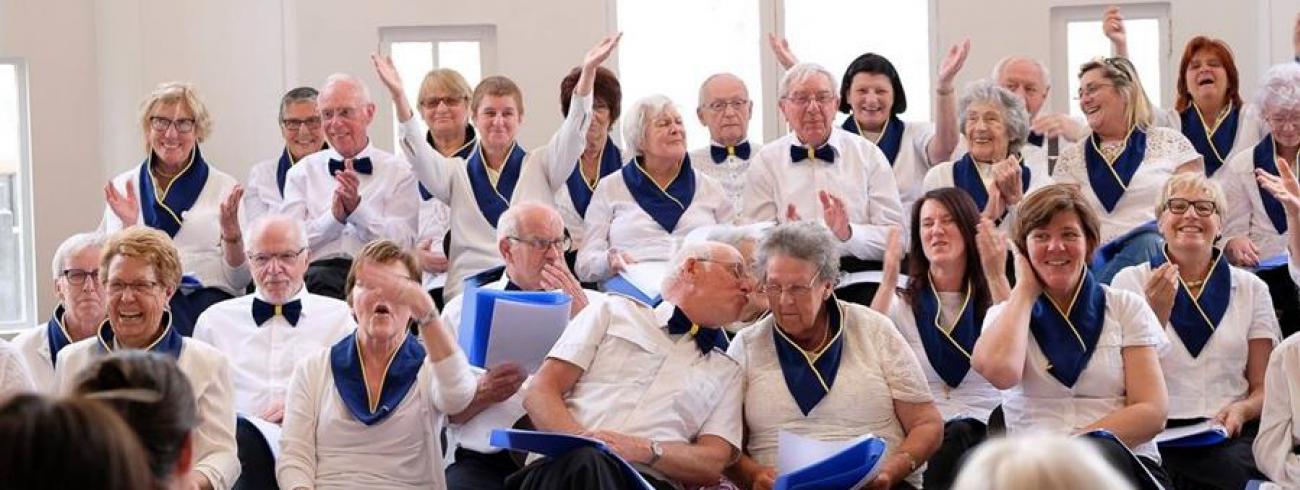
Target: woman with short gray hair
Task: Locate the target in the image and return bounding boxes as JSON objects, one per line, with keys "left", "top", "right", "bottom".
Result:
{"left": 13, "top": 232, "right": 107, "bottom": 391}
{"left": 725, "top": 221, "right": 943, "bottom": 489}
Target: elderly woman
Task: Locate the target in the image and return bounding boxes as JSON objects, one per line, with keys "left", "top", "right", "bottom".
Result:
{"left": 575, "top": 94, "right": 733, "bottom": 283}
{"left": 1051, "top": 57, "right": 1201, "bottom": 283}
{"left": 13, "top": 232, "right": 106, "bottom": 390}
{"left": 923, "top": 80, "right": 1051, "bottom": 226}
{"left": 725, "top": 222, "right": 943, "bottom": 490}
{"left": 971, "top": 184, "right": 1171, "bottom": 488}
{"left": 951, "top": 432, "right": 1135, "bottom": 490}
{"left": 277, "top": 240, "right": 476, "bottom": 489}
{"left": 101, "top": 82, "right": 249, "bottom": 334}
{"left": 1109, "top": 173, "right": 1278, "bottom": 489}
{"left": 53, "top": 226, "right": 239, "bottom": 490}
{"left": 870, "top": 188, "right": 1010, "bottom": 489}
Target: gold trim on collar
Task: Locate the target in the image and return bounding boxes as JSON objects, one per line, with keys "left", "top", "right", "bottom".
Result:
{"left": 634, "top": 157, "right": 687, "bottom": 209}
{"left": 1042, "top": 268, "right": 1090, "bottom": 350}
{"left": 356, "top": 334, "right": 407, "bottom": 414}
{"left": 929, "top": 278, "right": 974, "bottom": 359}
{"left": 1090, "top": 126, "right": 1137, "bottom": 190}
{"left": 1193, "top": 102, "right": 1233, "bottom": 164}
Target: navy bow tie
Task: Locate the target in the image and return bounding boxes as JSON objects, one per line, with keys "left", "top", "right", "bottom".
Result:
{"left": 252, "top": 298, "right": 302, "bottom": 327}
{"left": 666, "top": 308, "right": 728, "bottom": 354}
{"left": 328, "top": 157, "right": 373, "bottom": 175}
{"left": 710, "top": 142, "right": 751, "bottom": 163}
{"left": 789, "top": 143, "right": 836, "bottom": 163}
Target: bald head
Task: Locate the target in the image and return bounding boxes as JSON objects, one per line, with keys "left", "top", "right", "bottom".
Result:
{"left": 318, "top": 73, "right": 377, "bottom": 158}
{"left": 696, "top": 73, "right": 753, "bottom": 147}
{"left": 993, "top": 56, "right": 1050, "bottom": 117}
{"left": 498, "top": 202, "right": 568, "bottom": 290}
{"left": 247, "top": 214, "right": 310, "bottom": 303}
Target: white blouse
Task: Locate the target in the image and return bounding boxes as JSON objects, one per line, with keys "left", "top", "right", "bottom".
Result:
{"left": 887, "top": 293, "right": 1002, "bottom": 423}
{"left": 1254, "top": 333, "right": 1300, "bottom": 487}
{"left": 242, "top": 151, "right": 290, "bottom": 227}
{"left": 1219, "top": 141, "right": 1294, "bottom": 260}
{"left": 0, "top": 338, "right": 34, "bottom": 401}
{"left": 276, "top": 346, "right": 476, "bottom": 490}
{"left": 12, "top": 320, "right": 61, "bottom": 393}
{"left": 688, "top": 140, "right": 759, "bottom": 218}
{"left": 983, "top": 285, "right": 1168, "bottom": 461}
{"left": 845, "top": 119, "right": 938, "bottom": 220}
{"left": 728, "top": 300, "right": 932, "bottom": 488}
{"left": 1155, "top": 104, "right": 1266, "bottom": 172}
{"left": 921, "top": 148, "right": 1052, "bottom": 231}
{"left": 417, "top": 196, "right": 452, "bottom": 290}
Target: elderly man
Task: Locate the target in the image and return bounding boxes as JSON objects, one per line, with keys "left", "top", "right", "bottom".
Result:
{"left": 514, "top": 241, "right": 751, "bottom": 488}
{"left": 437, "top": 202, "right": 594, "bottom": 490}
{"left": 992, "top": 56, "right": 1088, "bottom": 150}
{"left": 689, "top": 73, "right": 760, "bottom": 214}
{"left": 193, "top": 214, "right": 353, "bottom": 490}
{"left": 244, "top": 87, "right": 328, "bottom": 225}
{"left": 740, "top": 62, "right": 905, "bottom": 306}
{"left": 13, "top": 232, "right": 106, "bottom": 391}
{"left": 281, "top": 74, "right": 420, "bottom": 299}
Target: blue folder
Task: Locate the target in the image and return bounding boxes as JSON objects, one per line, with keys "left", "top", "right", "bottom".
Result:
{"left": 1157, "top": 426, "right": 1229, "bottom": 449}
{"left": 774, "top": 436, "right": 887, "bottom": 490}
{"left": 457, "top": 287, "right": 571, "bottom": 368}
{"left": 1248, "top": 254, "right": 1289, "bottom": 273}
{"left": 603, "top": 275, "right": 662, "bottom": 306}
{"left": 489, "top": 429, "right": 653, "bottom": 489}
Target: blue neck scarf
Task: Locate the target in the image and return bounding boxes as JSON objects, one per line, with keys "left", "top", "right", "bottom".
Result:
{"left": 466, "top": 142, "right": 527, "bottom": 228}
{"left": 45, "top": 305, "right": 74, "bottom": 369}
{"left": 915, "top": 281, "right": 979, "bottom": 388}
{"left": 95, "top": 312, "right": 184, "bottom": 360}
{"left": 1029, "top": 269, "right": 1107, "bottom": 388}
{"left": 1254, "top": 135, "right": 1294, "bottom": 234}
{"left": 774, "top": 297, "right": 845, "bottom": 416}
{"left": 1180, "top": 103, "right": 1240, "bottom": 177}
{"left": 275, "top": 148, "right": 294, "bottom": 197}
{"left": 843, "top": 115, "right": 904, "bottom": 164}
{"left": 1085, "top": 127, "right": 1147, "bottom": 213}
{"left": 1151, "top": 247, "right": 1230, "bottom": 358}
{"left": 420, "top": 128, "right": 476, "bottom": 200}
{"left": 665, "top": 306, "right": 729, "bottom": 355}
{"left": 620, "top": 155, "right": 696, "bottom": 233}
{"left": 951, "top": 153, "right": 1031, "bottom": 212}
{"left": 1026, "top": 131, "right": 1045, "bottom": 148}
{"left": 139, "top": 147, "right": 210, "bottom": 238}
{"left": 329, "top": 332, "right": 426, "bottom": 426}
{"left": 566, "top": 138, "right": 622, "bottom": 217}
{"left": 709, "top": 140, "right": 752, "bottom": 163}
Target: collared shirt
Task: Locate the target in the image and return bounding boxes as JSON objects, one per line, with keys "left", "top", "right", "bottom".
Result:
{"left": 1112, "top": 262, "right": 1280, "bottom": 419}
{"left": 888, "top": 292, "right": 1002, "bottom": 423}
{"left": 13, "top": 317, "right": 72, "bottom": 392}
{"left": 845, "top": 119, "right": 938, "bottom": 222}
{"left": 1155, "top": 104, "right": 1267, "bottom": 172}
{"left": 0, "top": 338, "right": 34, "bottom": 400}
{"left": 728, "top": 300, "right": 932, "bottom": 488}
{"left": 984, "top": 285, "right": 1168, "bottom": 461}
{"left": 1220, "top": 142, "right": 1298, "bottom": 260}
{"left": 280, "top": 142, "right": 421, "bottom": 262}
{"left": 689, "top": 139, "right": 761, "bottom": 217}
{"left": 193, "top": 287, "right": 355, "bottom": 417}
{"left": 1254, "top": 333, "right": 1300, "bottom": 486}
{"left": 244, "top": 151, "right": 291, "bottom": 226}
{"left": 740, "top": 128, "right": 906, "bottom": 260}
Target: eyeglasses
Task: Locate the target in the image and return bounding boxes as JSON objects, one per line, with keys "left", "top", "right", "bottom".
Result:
{"left": 757, "top": 276, "right": 821, "bottom": 297}
{"left": 1075, "top": 82, "right": 1115, "bottom": 100}
{"left": 1267, "top": 113, "right": 1300, "bottom": 129}
{"left": 281, "top": 117, "right": 322, "bottom": 131}
{"left": 1165, "top": 198, "right": 1218, "bottom": 217}
{"left": 508, "top": 236, "right": 571, "bottom": 252}
{"left": 698, "top": 258, "right": 749, "bottom": 280}
{"left": 419, "top": 97, "right": 467, "bottom": 110}
{"left": 784, "top": 92, "right": 836, "bottom": 108}
{"left": 320, "top": 107, "right": 362, "bottom": 121}
{"left": 149, "top": 117, "right": 196, "bottom": 133}
{"left": 61, "top": 268, "right": 99, "bottom": 286}
{"left": 247, "top": 248, "right": 306, "bottom": 267}
{"left": 706, "top": 99, "right": 751, "bottom": 113}
{"left": 106, "top": 280, "right": 160, "bottom": 296}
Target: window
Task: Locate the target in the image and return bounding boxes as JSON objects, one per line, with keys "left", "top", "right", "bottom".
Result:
{"left": 615, "top": 0, "right": 764, "bottom": 150}
{"left": 380, "top": 26, "right": 497, "bottom": 151}
{"left": 0, "top": 59, "right": 35, "bottom": 330}
{"left": 1052, "top": 4, "right": 1170, "bottom": 118}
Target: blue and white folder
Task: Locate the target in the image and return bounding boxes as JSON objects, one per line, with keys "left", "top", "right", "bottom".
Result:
{"left": 1155, "top": 420, "right": 1229, "bottom": 449}
{"left": 602, "top": 262, "right": 667, "bottom": 306}
{"left": 774, "top": 431, "right": 888, "bottom": 490}
{"left": 457, "top": 288, "right": 571, "bottom": 372}
{"left": 489, "top": 428, "right": 654, "bottom": 490}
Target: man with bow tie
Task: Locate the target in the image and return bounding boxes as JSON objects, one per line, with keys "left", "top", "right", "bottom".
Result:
{"left": 739, "top": 62, "right": 904, "bottom": 306}
{"left": 514, "top": 241, "right": 751, "bottom": 489}
{"left": 689, "top": 73, "right": 760, "bottom": 215}
{"left": 193, "top": 214, "right": 354, "bottom": 490}
{"left": 281, "top": 73, "right": 420, "bottom": 299}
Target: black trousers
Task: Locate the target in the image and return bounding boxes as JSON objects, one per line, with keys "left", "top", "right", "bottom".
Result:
{"left": 305, "top": 258, "right": 353, "bottom": 300}
{"left": 504, "top": 446, "right": 674, "bottom": 490}
{"left": 924, "top": 418, "right": 988, "bottom": 490}
{"left": 835, "top": 256, "right": 885, "bottom": 308}
{"left": 446, "top": 448, "right": 524, "bottom": 490}
{"left": 1160, "top": 419, "right": 1264, "bottom": 490}
{"left": 1256, "top": 266, "right": 1300, "bottom": 338}
{"left": 168, "top": 287, "right": 233, "bottom": 336}
{"left": 233, "top": 416, "right": 277, "bottom": 490}
{"left": 1085, "top": 435, "right": 1174, "bottom": 490}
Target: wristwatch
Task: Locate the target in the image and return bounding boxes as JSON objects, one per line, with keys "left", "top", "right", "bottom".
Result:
{"left": 646, "top": 440, "right": 663, "bottom": 467}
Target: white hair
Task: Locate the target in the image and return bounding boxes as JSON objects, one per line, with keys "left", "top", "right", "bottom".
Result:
{"left": 991, "top": 56, "right": 1051, "bottom": 89}
{"left": 621, "top": 94, "right": 677, "bottom": 155}
{"left": 778, "top": 62, "right": 837, "bottom": 99}
{"left": 951, "top": 432, "right": 1133, "bottom": 490}
{"left": 495, "top": 202, "right": 563, "bottom": 242}
{"left": 246, "top": 213, "right": 308, "bottom": 250}
{"left": 958, "top": 79, "right": 1032, "bottom": 154}
{"left": 704, "top": 225, "right": 759, "bottom": 251}
{"left": 51, "top": 232, "right": 106, "bottom": 280}
{"left": 1257, "top": 62, "right": 1300, "bottom": 115}
{"left": 322, "top": 73, "right": 373, "bottom": 105}
{"left": 661, "top": 241, "right": 729, "bottom": 291}
{"left": 696, "top": 73, "right": 747, "bottom": 109}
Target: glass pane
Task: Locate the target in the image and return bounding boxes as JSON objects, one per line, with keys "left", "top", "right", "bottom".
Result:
{"left": 1066, "top": 18, "right": 1162, "bottom": 118}
{"left": 390, "top": 42, "right": 434, "bottom": 151}
{"left": 785, "top": 0, "right": 931, "bottom": 124}
{"left": 617, "top": 0, "right": 763, "bottom": 149}
{"left": 0, "top": 63, "right": 26, "bottom": 322}
{"left": 438, "top": 41, "right": 482, "bottom": 87}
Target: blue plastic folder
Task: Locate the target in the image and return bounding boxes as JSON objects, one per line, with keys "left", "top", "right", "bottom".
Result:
{"left": 489, "top": 429, "right": 654, "bottom": 490}
{"left": 1155, "top": 420, "right": 1229, "bottom": 449}
{"left": 773, "top": 433, "right": 888, "bottom": 490}
{"left": 457, "top": 287, "right": 571, "bottom": 370}
{"left": 603, "top": 275, "right": 662, "bottom": 306}
{"left": 1249, "top": 254, "right": 1289, "bottom": 273}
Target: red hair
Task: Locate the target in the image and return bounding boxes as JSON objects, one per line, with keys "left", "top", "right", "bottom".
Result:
{"left": 1175, "top": 36, "right": 1242, "bottom": 112}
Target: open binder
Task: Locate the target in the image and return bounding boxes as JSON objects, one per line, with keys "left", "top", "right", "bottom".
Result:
{"left": 774, "top": 431, "right": 888, "bottom": 490}
{"left": 489, "top": 428, "right": 654, "bottom": 489}
{"left": 457, "top": 287, "right": 572, "bottom": 373}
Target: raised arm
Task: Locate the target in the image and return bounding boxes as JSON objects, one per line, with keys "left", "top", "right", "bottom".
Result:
{"left": 546, "top": 34, "right": 623, "bottom": 187}
{"left": 971, "top": 250, "right": 1039, "bottom": 388}
{"left": 371, "top": 53, "right": 459, "bottom": 204}
{"left": 1103, "top": 6, "right": 1130, "bottom": 59}
{"left": 869, "top": 226, "right": 904, "bottom": 313}
{"left": 767, "top": 33, "right": 800, "bottom": 71}
{"left": 928, "top": 39, "right": 969, "bottom": 165}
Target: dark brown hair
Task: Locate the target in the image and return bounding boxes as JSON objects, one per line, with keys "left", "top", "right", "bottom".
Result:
{"left": 1012, "top": 184, "right": 1103, "bottom": 259}
{"left": 560, "top": 65, "right": 622, "bottom": 123}
{"left": 902, "top": 188, "right": 992, "bottom": 325}
{"left": 0, "top": 394, "right": 155, "bottom": 490}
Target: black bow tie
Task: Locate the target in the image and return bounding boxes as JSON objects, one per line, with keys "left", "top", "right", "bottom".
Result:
{"left": 666, "top": 308, "right": 728, "bottom": 354}
{"left": 789, "top": 143, "right": 836, "bottom": 163}
{"left": 252, "top": 298, "right": 302, "bottom": 327}
{"left": 328, "top": 157, "right": 373, "bottom": 175}
{"left": 710, "top": 142, "right": 751, "bottom": 163}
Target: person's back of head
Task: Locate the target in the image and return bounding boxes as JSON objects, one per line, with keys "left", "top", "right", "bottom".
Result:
{"left": 0, "top": 393, "right": 154, "bottom": 490}
{"left": 951, "top": 432, "right": 1135, "bottom": 490}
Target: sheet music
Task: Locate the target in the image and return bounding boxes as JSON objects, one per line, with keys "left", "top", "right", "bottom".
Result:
{"left": 486, "top": 299, "right": 571, "bottom": 373}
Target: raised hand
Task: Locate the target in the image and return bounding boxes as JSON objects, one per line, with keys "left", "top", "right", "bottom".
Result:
{"left": 219, "top": 184, "right": 243, "bottom": 241}
{"left": 981, "top": 185, "right": 1007, "bottom": 223}
{"left": 370, "top": 53, "right": 404, "bottom": 97}
{"left": 785, "top": 203, "right": 803, "bottom": 222}
{"left": 767, "top": 33, "right": 799, "bottom": 70}
{"left": 354, "top": 258, "right": 436, "bottom": 322}
{"left": 1102, "top": 6, "right": 1129, "bottom": 57}
{"left": 1255, "top": 158, "right": 1300, "bottom": 215}
{"left": 583, "top": 33, "right": 621, "bottom": 71}
{"left": 1293, "top": 12, "right": 1299, "bottom": 58}
{"left": 333, "top": 160, "right": 362, "bottom": 218}
{"left": 104, "top": 180, "right": 140, "bottom": 227}
{"left": 992, "top": 155, "right": 1025, "bottom": 206}
{"left": 819, "top": 190, "right": 852, "bottom": 241}
{"left": 540, "top": 260, "right": 590, "bottom": 317}
{"left": 937, "top": 38, "right": 971, "bottom": 89}
{"left": 1144, "top": 262, "right": 1179, "bottom": 324}
{"left": 976, "top": 217, "right": 1008, "bottom": 276}
{"left": 883, "top": 226, "right": 903, "bottom": 277}
{"left": 1011, "top": 245, "right": 1041, "bottom": 299}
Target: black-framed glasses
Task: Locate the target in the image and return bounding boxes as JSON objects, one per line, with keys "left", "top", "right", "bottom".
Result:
{"left": 281, "top": 117, "right": 322, "bottom": 131}
{"left": 508, "top": 236, "right": 571, "bottom": 252}
{"left": 247, "top": 248, "right": 306, "bottom": 267}
{"left": 757, "top": 276, "right": 821, "bottom": 297}
{"left": 106, "top": 280, "right": 160, "bottom": 296}
{"left": 149, "top": 116, "right": 196, "bottom": 133}
{"left": 1165, "top": 198, "right": 1218, "bottom": 217}
{"left": 698, "top": 259, "right": 749, "bottom": 280}
{"left": 61, "top": 268, "right": 99, "bottom": 286}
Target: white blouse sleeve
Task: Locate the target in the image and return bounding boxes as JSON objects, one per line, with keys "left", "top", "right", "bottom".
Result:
{"left": 545, "top": 299, "right": 613, "bottom": 370}
{"left": 843, "top": 146, "right": 906, "bottom": 260}
{"left": 871, "top": 314, "right": 934, "bottom": 404}
{"left": 399, "top": 117, "right": 460, "bottom": 205}
{"left": 576, "top": 181, "right": 616, "bottom": 282}
{"left": 1111, "top": 288, "right": 1167, "bottom": 348}
{"left": 739, "top": 154, "right": 779, "bottom": 224}
{"left": 1244, "top": 273, "right": 1283, "bottom": 342}
{"left": 1255, "top": 339, "right": 1300, "bottom": 486}
{"left": 546, "top": 92, "right": 594, "bottom": 188}
{"left": 429, "top": 350, "right": 477, "bottom": 415}
{"left": 192, "top": 353, "right": 241, "bottom": 490}
{"left": 277, "top": 359, "right": 321, "bottom": 490}
{"left": 0, "top": 340, "right": 34, "bottom": 400}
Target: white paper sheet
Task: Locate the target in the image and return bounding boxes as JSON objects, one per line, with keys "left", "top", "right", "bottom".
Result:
{"left": 486, "top": 299, "right": 571, "bottom": 373}
{"left": 776, "top": 430, "right": 876, "bottom": 474}
{"left": 245, "top": 415, "right": 283, "bottom": 459}
{"left": 620, "top": 262, "right": 669, "bottom": 299}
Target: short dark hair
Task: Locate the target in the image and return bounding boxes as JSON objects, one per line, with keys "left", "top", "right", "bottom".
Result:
{"left": 560, "top": 65, "right": 622, "bottom": 123}
{"left": 0, "top": 394, "right": 155, "bottom": 490}
{"left": 1013, "top": 184, "right": 1103, "bottom": 259}
{"left": 839, "top": 53, "right": 907, "bottom": 116}
{"left": 279, "top": 86, "right": 319, "bottom": 121}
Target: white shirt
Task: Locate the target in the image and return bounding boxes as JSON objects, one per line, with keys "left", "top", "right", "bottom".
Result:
{"left": 280, "top": 142, "right": 420, "bottom": 262}
{"left": 1220, "top": 142, "right": 1293, "bottom": 260}
{"left": 1111, "top": 262, "right": 1280, "bottom": 419}
{"left": 575, "top": 165, "right": 733, "bottom": 282}
{"left": 728, "top": 300, "right": 932, "bottom": 488}
{"left": 276, "top": 345, "right": 477, "bottom": 490}
{"left": 193, "top": 287, "right": 355, "bottom": 417}
{"left": 740, "top": 129, "right": 906, "bottom": 261}
{"left": 243, "top": 150, "right": 293, "bottom": 226}
{"left": 0, "top": 338, "right": 34, "bottom": 401}
{"left": 1051, "top": 127, "right": 1201, "bottom": 243}
{"left": 887, "top": 293, "right": 1002, "bottom": 423}
{"left": 101, "top": 162, "right": 250, "bottom": 295}
{"left": 547, "top": 297, "right": 744, "bottom": 453}
{"left": 688, "top": 140, "right": 760, "bottom": 218}
{"left": 1155, "top": 104, "right": 1266, "bottom": 172}
{"left": 55, "top": 335, "right": 241, "bottom": 490}
{"left": 417, "top": 197, "right": 452, "bottom": 290}
{"left": 846, "top": 119, "right": 937, "bottom": 224}
{"left": 984, "top": 285, "right": 1168, "bottom": 460}
{"left": 1254, "top": 333, "right": 1300, "bottom": 487}
{"left": 13, "top": 314, "right": 71, "bottom": 393}
{"left": 922, "top": 147, "right": 1052, "bottom": 231}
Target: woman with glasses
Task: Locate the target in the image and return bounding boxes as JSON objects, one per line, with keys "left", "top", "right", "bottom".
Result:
{"left": 1110, "top": 173, "right": 1278, "bottom": 489}
{"left": 972, "top": 184, "right": 1172, "bottom": 489}
{"left": 13, "top": 232, "right": 106, "bottom": 391}
{"left": 54, "top": 226, "right": 240, "bottom": 490}
{"left": 870, "top": 188, "right": 1010, "bottom": 489}
{"left": 725, "top": 222, "right": 943, "bottom": 490}
{"left": 100, "top": 81, "right": 250, "bottom": 335}
{"left": 1051, "top": 57, "right": 1200, "bottom": 283}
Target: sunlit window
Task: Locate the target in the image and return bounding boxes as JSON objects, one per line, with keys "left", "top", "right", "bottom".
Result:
{"left": 1065, "top": 18, "right": 1164, "bottom": 118}
{"left": 381, "top": 27, "right": 494, "bottom": 151}
{"left": 0, "top": 60, "right": 35, "bottom": 330}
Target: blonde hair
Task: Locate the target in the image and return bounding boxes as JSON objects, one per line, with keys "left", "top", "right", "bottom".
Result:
{"left": 1078, "top": 57, "right": 1154, "bottom": 130}
{"left": 470, "top": 76, "right": 525, "bottom": 116}
{"left": 418, "top": 68, "right": 473, "bottom": 107}
{"left": 100, "top": 227, "right": 183, "bottom": 294}
{"left": 1154, "top": 172, "right": 1227, "bottom": 216}
{"left": 138, "top": 82, "right": 212, "bottom": 151}
{"left": 951, "top": 433, "right": 1134, "bottom": 490}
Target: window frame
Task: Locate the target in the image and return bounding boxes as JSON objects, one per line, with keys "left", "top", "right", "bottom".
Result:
{"left": 1050, "top": 3, "right": 1172, "bottom": 117}
{"left": 377, "top": 25, "right": 499, "bottom": 152}
{"left": 0, "top": 57, "right": 37, "bottom": 333}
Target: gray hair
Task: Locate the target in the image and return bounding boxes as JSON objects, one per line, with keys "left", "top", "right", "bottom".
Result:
{"left": 990, "top": 56, "right": 1051, "bottom": 89}
{"left": 958, "top": 79, "right": 1032, "bottom": 155}
{"left": 755, "top": 222, "right": 840, "bottom": 283}
{"left": 779, "top": 62, "right": 837, "bottom": 100}
{"left": 696, "top": 73, "right": 747, "bottom": 109}
{"left": 951, "top": 432, "right": 1133, "bottom": 490}
{"left": 1256, "top": 62, "right": 1300, "bottom": 115}
{"left": 279, "top": 86, "right": 319, "bottom": 121}
{"left": 662, "top": 241, "right": 723, "bottom": 290}
{"left": 705, "top": 225, "right": 759, "bottom": 251}
{"left": 621, "top": 94, "right": 677, "bottom": 155}
{"left": 51, "top": 232, "right": 106, "bottom": 280}
{"left": 246, "top": 214, "right": 308, "bottom": 251}
{"left": 496, "top": 202, "right": 563, "bottom": 241}
{"left": 322, "top": 73, "right": 372, "bottom": 106}
{"left": 1154, "top": 172, "right": 1228, "bottom": 217}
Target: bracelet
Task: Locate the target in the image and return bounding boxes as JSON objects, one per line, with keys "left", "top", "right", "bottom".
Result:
{"left": 936, "top": 87, "right": 955, "bottom": 96}
{"left": 220, "top": 234, "right": 242, "bottom": 244}
{"left": 416, "top": 308, "right": 439, "bottom": 326}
